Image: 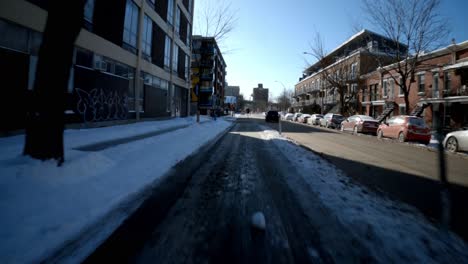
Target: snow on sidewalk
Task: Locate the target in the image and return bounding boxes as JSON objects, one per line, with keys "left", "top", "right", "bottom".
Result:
{"left": 259, "top": 127, "right": 468, "bottom": 263}
{"left": 0, "top": 117, "right": 232, "bottom": 263}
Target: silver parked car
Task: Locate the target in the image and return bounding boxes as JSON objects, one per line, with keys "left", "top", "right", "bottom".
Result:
{"left": 308, "top": 114, "right": 324, "bottom": 125}
{"left": 443, "top": 127, "right": 468, "bottom": 152}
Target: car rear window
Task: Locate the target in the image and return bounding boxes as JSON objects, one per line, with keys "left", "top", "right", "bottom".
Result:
{"left": 409, "top": 117, "right": 425, "bottom": 127}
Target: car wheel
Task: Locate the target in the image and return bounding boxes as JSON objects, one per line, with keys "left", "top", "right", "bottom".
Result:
{"left": 353, "top": 126, "right": 358, "bottom": 135}
{"left": 398, "top": 132, "right": 406, "bottom": 143}
{"left": 377, "top": 130, "right": 383, "bottom": 139}
{"left": 445, "top": 137, "right": 458, "bottom": 152}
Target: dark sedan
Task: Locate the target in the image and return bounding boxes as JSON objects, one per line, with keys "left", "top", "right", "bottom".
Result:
{"left": 265, "top": 110, "right": 280, "bottom": 123}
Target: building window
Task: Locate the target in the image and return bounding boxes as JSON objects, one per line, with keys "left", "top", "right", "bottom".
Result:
{"left": 123, "top": 0, "right": 139, "bottom": 51}
{"left": 164, "top": 36, "right": 171, "bottom": 69}
{"left": 186, "top": 23, "right": 191, "bottom": 45}
{"left": 399, "top": 104, "right": 406, "bottom": 115}
{"left": 444, "top": 72, "right": 451, "bottom": 92}
{"left": 418, "top": 74, "right": 425, "bottom": 93}
{"left": 76, "top": 48, "right": 93, "bottom": 68}
{"left": 185, "top": 54, "right": 190, "bottom": 80}
{"left": 389, "top": 79, "right": 394, "bottom": 98}
{"left": 0, "top": 19, "right": 29, "bottom": 53}
{"left": 167, "top": 0, "right": 174, "bottom": 25}
{"left": 351, "top": 63, "right": 357, "bottom": 79}
{"left": 175, "top": 6, "right": 181, "bottom": 35}
{"left": 172, "top": 43, "right": 179, "bottom": 73}
{"left": 84, "top": 0, "right": 95, "bottom": 23}
{"left": 142, "top": 15, "right": 152, "bottom": 60}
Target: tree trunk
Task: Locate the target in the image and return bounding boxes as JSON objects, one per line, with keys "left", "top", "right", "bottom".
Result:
{"left": 404, "top": 86, "right": 411, "bottom": 115}
{"left": 23, "top": 0, "right": 86, "bottom": 165}
{"left": 340, "top": 89, "right": 345, "bottom": 115}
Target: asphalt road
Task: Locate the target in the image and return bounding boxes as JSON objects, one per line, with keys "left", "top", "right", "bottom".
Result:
{"left": 86, "top": 118, "right": 375, "bottom": 263}
{"left": 259, "top": 117, "right": 468, "bottom": 242}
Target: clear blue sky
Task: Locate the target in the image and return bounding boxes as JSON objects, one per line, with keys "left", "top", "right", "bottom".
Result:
{"left": 193, "top": 0, "right": 468, "bottom": 100}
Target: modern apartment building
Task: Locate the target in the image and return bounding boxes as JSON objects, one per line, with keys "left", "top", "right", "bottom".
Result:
{"left": 294, "top": 29, "right": 405, "bottom": 114}
{"left": 359, "top": 40, "right": 468, "bottom": 131}
{"left": 0, "top": 0, "right": 193, "bottom": 132}
{"left": 190, "top": 36, "right": 226, "bottom": 114}
{"left": 253, "top": 83, "right": 269, "bottom": 112}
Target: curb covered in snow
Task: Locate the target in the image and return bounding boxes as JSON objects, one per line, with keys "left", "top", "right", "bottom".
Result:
{"left": 46, "top": 121, "right": 236, "bottom": 263}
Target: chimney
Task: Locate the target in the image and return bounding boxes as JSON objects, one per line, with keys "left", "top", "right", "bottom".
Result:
{"left": 258, "top": 83, "right": 263, "bottom": 88}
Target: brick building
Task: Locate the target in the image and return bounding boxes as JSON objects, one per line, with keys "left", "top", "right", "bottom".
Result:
{"left": 359, "top": 40, "right": 468, "bottom": 131}
{"left": 252, "top": 83, "right": 269, "bottom": 112}
{"left": 294, "top": 29, "right": 404, "bottom": 114}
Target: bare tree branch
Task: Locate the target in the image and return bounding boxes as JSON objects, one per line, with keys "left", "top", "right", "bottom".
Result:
{"left": 362, "top": 0, "right": 450, "bottom": 114}
{"left": 193, "top": 0, "right": 239, "bottom": 46}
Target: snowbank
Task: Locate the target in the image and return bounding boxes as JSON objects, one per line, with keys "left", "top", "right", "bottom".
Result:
{"left": 0, "top": 117, "right": 232, "bottom": 263}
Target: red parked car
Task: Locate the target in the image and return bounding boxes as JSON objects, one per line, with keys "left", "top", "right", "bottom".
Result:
{"left": 377, "top": 115, "right": 431, "bottom": 144}
{"left": 340, "top": 115, "right": 379, "bottom": 134}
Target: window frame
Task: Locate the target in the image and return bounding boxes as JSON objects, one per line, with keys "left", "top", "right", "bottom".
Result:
{"left": 418, "top": 73, "right": 425, "bottom": 93}
{"left": 123, "top": 0, "right": 139, "bottom": 51}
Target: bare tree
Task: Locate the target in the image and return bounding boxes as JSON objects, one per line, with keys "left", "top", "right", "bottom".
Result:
{"left": 362, "top": 0, "right": 449, "bottom": 114}
{"left": 276, "top": 89, "right": 293, "bottom": 112}
{"left": 193, "top": 0, "right": 238, "bottom": 44}
{"left": 23, "top": 0, "right": 86, "bottom": 166}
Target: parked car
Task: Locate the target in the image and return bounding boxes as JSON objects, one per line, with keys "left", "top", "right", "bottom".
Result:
{"left": 308, "top": 114, "right": 324, "bottom": 125}
{"left": 298, "top": 114, "right": 311, "bottom": 123}
{"left": 341, "top": 115, "right": 379, "bottom": 134}
{"left": 284, "top": 113, "right": 294, "bottom": 121}
{"left": 377, "top": 115, "right": 431, "bottom": 144}
{"left": 320, "top": 113, "right": 344, "bottom": 129}
{"left": 443, "top": 127, "right": 468, "bottom": 152}
{"left": 265, "top": 110, "right": 279, "bottom": 123}
{"left": 292, "top": 113, "right": 303, "bottom": 122}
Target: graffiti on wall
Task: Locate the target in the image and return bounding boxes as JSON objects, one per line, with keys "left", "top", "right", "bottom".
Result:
{"left": 75, "top": 88, "right": 128, "bottom": 122}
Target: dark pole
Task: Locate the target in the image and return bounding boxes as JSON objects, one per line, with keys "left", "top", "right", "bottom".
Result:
{"left": 434, "top": 103, "right": 450, "bottom": 231}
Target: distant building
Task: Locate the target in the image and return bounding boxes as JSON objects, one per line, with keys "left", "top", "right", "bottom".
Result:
{"left": 191, "top": 36, "right": 226, "bottom": 115}
{"left": 253, "top": 83, "right": 269, "bottom": 112}
{"left": 225, "top": 86, "right": 240, "bottom": 97}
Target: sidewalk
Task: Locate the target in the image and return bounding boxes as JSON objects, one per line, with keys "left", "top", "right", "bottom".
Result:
{"left": 0, "top": 116, "right": 234, "bottom": 263}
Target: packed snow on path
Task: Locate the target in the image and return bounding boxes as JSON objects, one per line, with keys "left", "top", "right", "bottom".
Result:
{"left": 0, "top": 117, "right": 232, "bottom": 263}
{"left": 259, "top": 127, "right": 468, "bottom": 263}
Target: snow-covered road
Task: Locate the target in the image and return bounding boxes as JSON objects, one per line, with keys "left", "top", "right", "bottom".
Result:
{"left": 107, "top": 118, "right": 467, "bottom": 263}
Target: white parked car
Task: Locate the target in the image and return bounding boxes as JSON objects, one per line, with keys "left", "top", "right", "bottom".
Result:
{"left": 308, "top": 114, "right": 324, "bottom": 125}
{"left": 284, "top": 113, "right": 294, "bottom": 121}
{"left": 443, "top": 127, "right": 468, "bottom": 152}
{"left": 292, "top": 113, "right": 303, "bottom": 122}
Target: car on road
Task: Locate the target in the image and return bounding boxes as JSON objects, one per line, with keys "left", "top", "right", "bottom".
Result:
{"left": 443, "top": 127, "right": 468, "bottom": 152}
{"left": 377, "top": 115, "right": 431, "bottom": 144}
{"left": 284, "top": 113, "right": 294, "bottom": 121}
{"left": 341, "top": 115, "right": 379, "bottom": 135}
{"left": 292, "top": 113, "right": 303, "bottom": 122}
{"left": 308, "top": 114, "right": 323, "bottom": 125}
{"left": 320, "top": 113, "right": 345, "bottom": 129}
{"left": 298, "top": 114, "right": 311, "bottom": 123}
{"left": 265, "top": 110, "right": 280, "bottom": 123}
